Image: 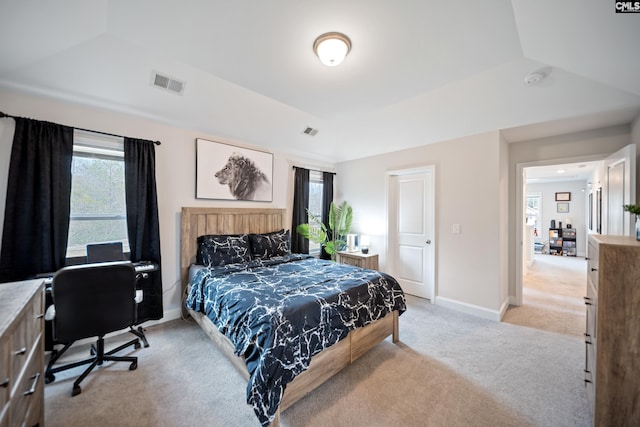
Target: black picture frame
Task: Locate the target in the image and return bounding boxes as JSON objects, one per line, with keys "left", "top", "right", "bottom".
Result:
{"left": 195, "top": 138, "right": 273, "bottom": 201}
{"left": 596, "top": 187, "right": 602, "bottom": 234}
{"left": 589, "top": 192, "right": 593, "bottom": 230}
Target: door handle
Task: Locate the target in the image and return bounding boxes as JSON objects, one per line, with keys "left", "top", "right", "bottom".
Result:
{"left": 426, "top": 240, "right": 431, "bottom": 244}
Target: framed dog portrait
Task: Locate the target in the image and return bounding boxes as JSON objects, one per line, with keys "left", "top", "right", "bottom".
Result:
{"left": 196, "top": 138, "right": 273, "bottom": 201}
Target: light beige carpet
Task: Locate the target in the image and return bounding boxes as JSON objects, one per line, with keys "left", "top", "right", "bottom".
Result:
{"left": 503, "top": 254, "right": 586, "bottom": 337}
{"left": 45, "top": 295, "right": 590, "bottom": 427}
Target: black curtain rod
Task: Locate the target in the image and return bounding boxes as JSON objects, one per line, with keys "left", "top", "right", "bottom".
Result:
{"left": 0, "top": 111, "right": 161, "bottom": 146}
{"left": 292, "top": 165, "right": 336, "bottom": 175}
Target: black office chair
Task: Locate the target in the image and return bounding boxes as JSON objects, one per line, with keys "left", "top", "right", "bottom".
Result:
{"left": 44, "top": 262, "right": 141, "bottom": 396}
{"left": 86, "top": 242, "right": 150, "bottom": 348}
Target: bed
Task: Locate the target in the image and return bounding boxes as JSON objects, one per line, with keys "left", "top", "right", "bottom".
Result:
{"left": 180, "top": 207, "right": 406, "bottom": 426}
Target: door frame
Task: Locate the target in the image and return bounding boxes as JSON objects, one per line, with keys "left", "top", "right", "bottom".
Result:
{"left": 386, "top": 165, "right": 436, "bottom": 302}
{"left": 514, "top": 153, "right": 609, "bottom": 306}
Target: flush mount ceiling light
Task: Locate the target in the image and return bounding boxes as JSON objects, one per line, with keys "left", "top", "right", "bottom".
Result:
{"left": 313, "top": 32, "right": 351, "bottom": 66}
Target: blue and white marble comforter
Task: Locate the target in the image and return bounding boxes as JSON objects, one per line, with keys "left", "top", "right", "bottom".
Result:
{"left": 185, "top": 254, "right": 406, "bottom": 426}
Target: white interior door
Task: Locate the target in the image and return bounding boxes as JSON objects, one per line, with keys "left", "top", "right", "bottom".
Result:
{"left": 605, "top": 144, "right": 636, "bottom": 235}
{"left": 389, "top": 170, "right": 434, "bottom": 300}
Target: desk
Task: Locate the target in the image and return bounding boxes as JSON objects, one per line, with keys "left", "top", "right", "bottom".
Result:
{"left": 41, "top": 261, "right": 158, "bottom": 285}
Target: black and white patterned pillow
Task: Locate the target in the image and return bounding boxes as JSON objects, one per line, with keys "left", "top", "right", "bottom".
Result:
{"left": 249, "top": 229, "right": 291, "bottom": 259}
{"left": 196, "top": 234, "right": 252, "bottom": 267}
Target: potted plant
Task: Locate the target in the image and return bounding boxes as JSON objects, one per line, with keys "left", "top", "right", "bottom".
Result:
{"left": 623, "top": 204, "right": 640, "bottom": 240}
{"left": 296, "top": 201, "right": 353, "bottom": 260}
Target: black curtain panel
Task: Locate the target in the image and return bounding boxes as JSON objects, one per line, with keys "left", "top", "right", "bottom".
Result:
{"left": 124, "top": 137, "right": 163, "bottom": 322}
{"left": 291, "top": 167, "right": 310, "bottom": 254}
{"left": 320, "top": 171, "right": 334, "bottom": 260}
{"left": 0, "top": 117, "right": 73, "bottom": 282}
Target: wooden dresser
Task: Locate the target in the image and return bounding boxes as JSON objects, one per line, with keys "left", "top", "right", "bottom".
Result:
{"left": 0, "top": 279, "right": 45, "bottom": 427}
{"left": 337, "top": 251, "right": 379, "bottom": 270}
{"left": 584, "top": 235, "right": 640, "bottom": 426}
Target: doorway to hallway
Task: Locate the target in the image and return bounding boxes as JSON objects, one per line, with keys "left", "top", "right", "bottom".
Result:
{"left": 504, "top": 254, "right": 586, "bottom": 336}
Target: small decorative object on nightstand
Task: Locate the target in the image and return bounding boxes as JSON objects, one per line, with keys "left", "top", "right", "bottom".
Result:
{"left": 337, "top": 250, "right": 378, "bottom": 270}
{"left": 359, "top": 235, "right": 370, "bottom": 254}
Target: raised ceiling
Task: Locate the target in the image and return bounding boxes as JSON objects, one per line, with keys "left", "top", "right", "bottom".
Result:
{"left": 0, "top": 0, "right": 639, "bottom": 163}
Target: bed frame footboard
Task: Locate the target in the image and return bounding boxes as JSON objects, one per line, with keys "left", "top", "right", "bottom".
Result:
{"left": 189, "top": 308, "right": 399, "bottom": 426}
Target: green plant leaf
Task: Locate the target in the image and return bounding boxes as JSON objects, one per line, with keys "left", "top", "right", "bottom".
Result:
{"left": 324, "top": 241, "right": 336, "bottom": 254}
{"left": 624, "top": 204, "right": 640, "bottom": 215}
{"left": 296, "top": 223, "right": 327, "bottom": 244}
{"left": 297, "top": 201, "right": 353, "bottom": 256}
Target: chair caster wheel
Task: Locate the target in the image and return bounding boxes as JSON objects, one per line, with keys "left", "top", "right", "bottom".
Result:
{"left": 72, "top": 385, "right": 82, "bottom": 396}
{"left": 129, "top": 361, "right": 137, "bottom": 370}
{"left": 45, "top": 374, "right": 55, "bottom": 384}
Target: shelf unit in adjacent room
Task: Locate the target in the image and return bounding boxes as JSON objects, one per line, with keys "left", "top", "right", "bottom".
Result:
{"left": 562, "top": 228, "right": 577, "bottom": 256}
{"left": 548, "top": 228, "right": 563, "bottom": 255}
{"left": 548, "top": 227, "right": 577, "bottom": 256}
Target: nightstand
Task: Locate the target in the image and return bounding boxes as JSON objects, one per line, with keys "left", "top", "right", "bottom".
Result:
{"left": 337, "top": 251, "right": 379, "bottom": 270}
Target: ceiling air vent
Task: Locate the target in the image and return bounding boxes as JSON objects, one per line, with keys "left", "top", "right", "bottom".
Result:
{"left": 151, "top": 71, "right": 185, "bottom": 95}
{"left": 303, "top": 126, "right": 318, "bottom": 136}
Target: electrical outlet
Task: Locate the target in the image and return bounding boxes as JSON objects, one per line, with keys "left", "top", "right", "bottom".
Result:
{"left": 452, "top": 224, "right": 461, "bottom": 234}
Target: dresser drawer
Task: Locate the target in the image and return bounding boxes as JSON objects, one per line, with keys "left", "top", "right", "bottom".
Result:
{"left": 0, "top": 335, "right": 9, "bottom": 413}
{"left": 10, "top": 291, "right": 43, "bottom": 391}
{"left": 10, "top": 339, "right": 43, "bottom": 427}
{"left": 0, "top": 405, "right": 8, "bottom": 427}
{"left": 587, "top": 240, "right": 599, "bottom": 290}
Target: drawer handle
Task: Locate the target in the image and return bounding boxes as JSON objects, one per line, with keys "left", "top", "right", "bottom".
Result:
{"left": 585, "top": 340, "right": 592, "bottom": 345}
{"left": 36, "top": 313, "right": 45, "bottom": 319}
{"left": 13, "top": 347, "right": 27, "bottom": 356}
{"left": 0, "top": 377, "right": 8, "bottom": 388}
{"left": 23, "top": 372, "right": 40, "bottom": 396}
{"left": 584, "top": 301, "right": 592, "bottom": 306}
{"left": 591, "top": 268, "right": 597, "bottom": 272}
{"left": 584, "top": 333, "right": 591, "bottom": 337}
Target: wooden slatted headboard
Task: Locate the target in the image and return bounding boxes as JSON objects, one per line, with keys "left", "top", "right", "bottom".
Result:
{"left": 180, "top": 207, "right": 286, "bottom": 313}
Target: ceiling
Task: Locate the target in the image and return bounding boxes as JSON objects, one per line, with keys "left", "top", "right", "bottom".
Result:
{"left": 1, "top": 0, "right": 639, "bottom": 163}
{"left": 525, "top": 161, "right": 601, "bottom": 184}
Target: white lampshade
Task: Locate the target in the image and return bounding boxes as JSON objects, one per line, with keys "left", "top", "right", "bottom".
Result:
{"left": 313, "top": 32, "right": 351, "bottom": 67}
{"left": 359, "top": 235, "right": 370, "bottom": 247}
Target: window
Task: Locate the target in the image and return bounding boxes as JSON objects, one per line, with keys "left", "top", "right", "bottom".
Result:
{"left": 307, "top": 170, "right": 324, "bottom": 255}
{"left": 66, "top": 130, "right": 129, "bottom": 258}
{"left": 526, "top": 193, "right": 542, "bottom": 238}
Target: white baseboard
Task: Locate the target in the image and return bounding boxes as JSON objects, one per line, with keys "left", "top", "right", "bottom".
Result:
{"left": 435, "top": 296, "right": 503, "bottom": 322}
{"left": 498, "top": 298, "right": 510, "bottom": 321}
{"left": 139, "top": 307, "right": 183, "bottom": 328}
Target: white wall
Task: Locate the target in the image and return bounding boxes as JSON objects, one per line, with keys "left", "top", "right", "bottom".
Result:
{"left": 2, "top": 88, "right": 637, "bottom": 324}
{"left": 336, "top": 130, "right": 509, "bottom": 320}
{"left": 526, "top": 180, "right": 587, "bottom": 256}
{"left": 0, "top": 88, "right": 333, "bottom": 321}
